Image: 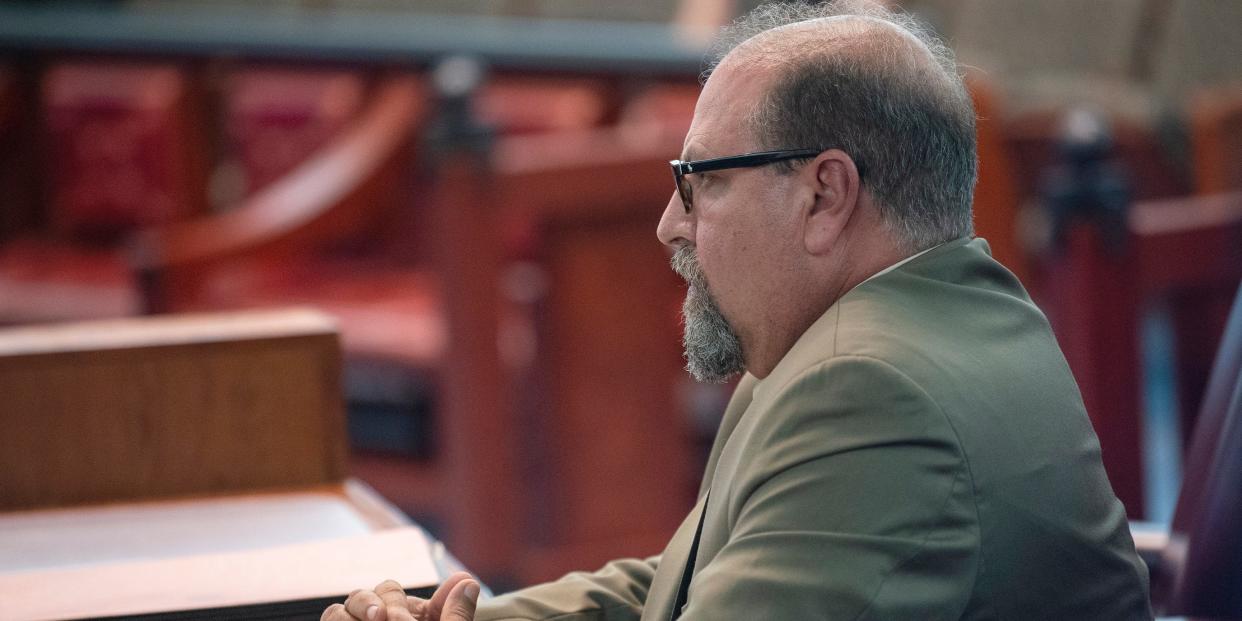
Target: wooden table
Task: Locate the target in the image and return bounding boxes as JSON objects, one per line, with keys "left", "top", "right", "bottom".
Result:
{"left": 0, "top": 481, "right": 445, "bottom": 620}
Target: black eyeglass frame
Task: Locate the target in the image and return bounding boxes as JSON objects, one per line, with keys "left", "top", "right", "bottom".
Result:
{"left": 669, "top": 148, "right": 823, "bottom": 214}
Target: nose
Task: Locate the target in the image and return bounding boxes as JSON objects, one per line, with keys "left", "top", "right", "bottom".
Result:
{"left": 657, "top": 191, "right": 693, "bottom": 248}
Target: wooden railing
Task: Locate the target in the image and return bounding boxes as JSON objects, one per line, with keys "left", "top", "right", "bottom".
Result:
{"left": 132, "top": 75, "right": 428, "bottom": 313}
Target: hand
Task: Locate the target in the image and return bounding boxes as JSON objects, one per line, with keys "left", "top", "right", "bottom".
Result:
{"left": 321, "top": 572, "right": 480, "bottom": 621}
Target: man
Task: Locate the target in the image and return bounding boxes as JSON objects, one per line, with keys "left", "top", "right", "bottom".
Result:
{"left": 325, "top": 2, "right": 1152, "bottom": 619}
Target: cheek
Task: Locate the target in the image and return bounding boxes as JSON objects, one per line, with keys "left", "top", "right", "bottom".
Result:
{"left": 693, "top": 224, "right": 760, "bottom": 318}
{"left": 697, "top": 208, "right": 777, "bottom": 275}
{"left": 693, "top": 177, "right": 795, "bottom": 305}
{"left": 693, "top": 221, "right": 744, "bottom": 281}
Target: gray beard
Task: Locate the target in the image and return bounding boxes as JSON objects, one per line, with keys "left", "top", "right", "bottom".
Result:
{"left": 670, "top": 246, "right": 746, "bottom": 383}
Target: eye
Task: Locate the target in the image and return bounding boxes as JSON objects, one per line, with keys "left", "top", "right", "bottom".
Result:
{"left": 698, "top": 173, "right": 729, "bottom": 194}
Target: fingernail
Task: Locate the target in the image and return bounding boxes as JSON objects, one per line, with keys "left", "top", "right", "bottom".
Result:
{"left": 367, "top": 605, "right": 378, "bottom": 620}
{"left": 464, "top": 582, "right": 480, "bottom": 600}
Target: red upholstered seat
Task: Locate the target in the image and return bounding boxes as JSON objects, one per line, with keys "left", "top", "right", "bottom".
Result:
{"left": 42, "top": 61, "right": 207, "bottom": 240}
{"left": 223, "top": 69, "right": 366, "bottom": 197}
{"left": 139, "top": 74, "right": 613, "bottom": 369}
{"left": 0, "top": 61, "right": 205, "bottom": 324}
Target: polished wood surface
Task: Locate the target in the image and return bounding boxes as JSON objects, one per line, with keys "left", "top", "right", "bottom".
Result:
{"left": 0, "top": 308, "right": 347, "bottom": 510}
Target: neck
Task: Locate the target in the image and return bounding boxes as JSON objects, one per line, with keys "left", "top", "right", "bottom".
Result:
{"left": 744, "top": 227, "right": 908, "bottom": 378}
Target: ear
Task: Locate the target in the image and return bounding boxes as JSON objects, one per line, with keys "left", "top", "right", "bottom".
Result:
{"left": 802, "top": 149, "right": 861, "bottom": 255}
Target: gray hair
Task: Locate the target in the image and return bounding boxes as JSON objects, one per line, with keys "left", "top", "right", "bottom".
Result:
{"left": 708, "top": 1, "right": 977, "bottom": 252}
{"left": 671, "top": 245, "right": 745, "bottom": 383}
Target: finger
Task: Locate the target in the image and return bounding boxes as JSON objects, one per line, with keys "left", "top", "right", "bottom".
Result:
{"left": 408, "top": 596, "right": 428, "bottom": 618}
{"left": 345, "top": 588, "right": 387, "bottom": 621}
{"left": 425, "top": 572, "right": 472, "bottom": 621}
{"left": 439, "top": 579, "right": 480, "bottom": 621}
{"left": 321, "top": 603, "right": 351, "bottom": 621}
{"left": 376, "top": 579, "right": 415, "bottom": 621}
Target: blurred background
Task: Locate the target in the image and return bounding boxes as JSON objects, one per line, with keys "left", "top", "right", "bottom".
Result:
{"left": 0, "top": 0, "right": 1239, "bottom": 593}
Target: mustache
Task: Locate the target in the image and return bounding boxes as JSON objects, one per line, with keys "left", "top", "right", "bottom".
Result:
{"left": 670, "top": 245, "right": 703, "bottom": 285}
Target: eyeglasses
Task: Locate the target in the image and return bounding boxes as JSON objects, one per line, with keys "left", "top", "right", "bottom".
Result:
{"left": 669, "top": 148, "right": 823, "bottom": 214}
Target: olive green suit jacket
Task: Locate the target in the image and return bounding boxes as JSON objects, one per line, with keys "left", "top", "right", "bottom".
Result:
{"left": 478, "top": 238, "right": 1152, "bottom": 620}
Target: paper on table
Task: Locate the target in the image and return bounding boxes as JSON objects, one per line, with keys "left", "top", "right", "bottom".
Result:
{"left": 0, "top": 491, "right": 377, "bottom": 573}
{"left": 1, "top": 527, "right": 438, "bottom": 621}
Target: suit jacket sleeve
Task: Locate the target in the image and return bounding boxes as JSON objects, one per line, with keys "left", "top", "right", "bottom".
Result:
{"left": 476, "top": 555, "right": 659, "bottom": 621}
{"left": 682, "top": 355, "right": 980, "bottom": 620}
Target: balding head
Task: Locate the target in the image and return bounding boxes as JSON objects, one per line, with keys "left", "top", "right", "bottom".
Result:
{"left": 708, "top": 1, "right": 977, "bottom": 251}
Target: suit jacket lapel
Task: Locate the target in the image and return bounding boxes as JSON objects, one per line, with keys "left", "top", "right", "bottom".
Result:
{"left": 643, "top": 375, "right": 758, "bottom": 620}
{"left": 698, "top": 374, "right": 757, "bottom": 497}
{"left": 641, "top": 492, "right": 709, "bottom": 621}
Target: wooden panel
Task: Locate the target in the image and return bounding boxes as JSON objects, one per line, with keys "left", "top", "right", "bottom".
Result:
{"left": 0, "top": 308, "right": 347, "bottom": 510}
{"left": 968, "top": 73, "right": 1028, "bottom": 284}
{"left": 0, "top": 62, "right": 41, "bottom": 242}
{"left": 421, "top": 145, "right": 516, "bottom": 580}
{"left": 1042, "top": 225, "right": 1145, "bottom": 516}
{"left": 487, "top": 121, "right": 688, "bottom": 582}
{"left": 1189, "top": 86, "right": 1242, "bottom": 194}
{"left": 1134, "top": 192, "right": 1242, "bottom": 434}
{"left": 526, "top": 213, "right": 687, "bottom": 581}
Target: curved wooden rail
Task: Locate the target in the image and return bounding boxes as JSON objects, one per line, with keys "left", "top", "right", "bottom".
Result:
{"left": 131, "top": 75, "right": 426, "bottom": 312}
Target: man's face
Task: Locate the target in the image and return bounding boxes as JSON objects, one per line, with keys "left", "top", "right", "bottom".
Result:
{"left": 658, "top": 56, "right": 807, "bottom": 382}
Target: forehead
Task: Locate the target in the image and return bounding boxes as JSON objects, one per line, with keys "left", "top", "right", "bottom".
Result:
{"left": 683, "top": 57, "right": 775, "bottom": 158}
{"left": 684, "top": 16, "right": 931, "bottom": 159}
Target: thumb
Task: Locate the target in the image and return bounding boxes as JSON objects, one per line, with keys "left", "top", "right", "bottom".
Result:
{"left": 440, "top": 579, "right": 480, "bottom": 621}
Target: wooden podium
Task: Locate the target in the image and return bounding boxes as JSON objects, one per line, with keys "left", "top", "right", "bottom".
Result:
{"left": 0, "top": 310, "right": 446, "bottom": 620}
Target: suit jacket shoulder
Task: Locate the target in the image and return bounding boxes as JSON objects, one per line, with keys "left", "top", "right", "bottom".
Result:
{"left": 681, "top": 237, "right": 1152, "bottom": 620}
